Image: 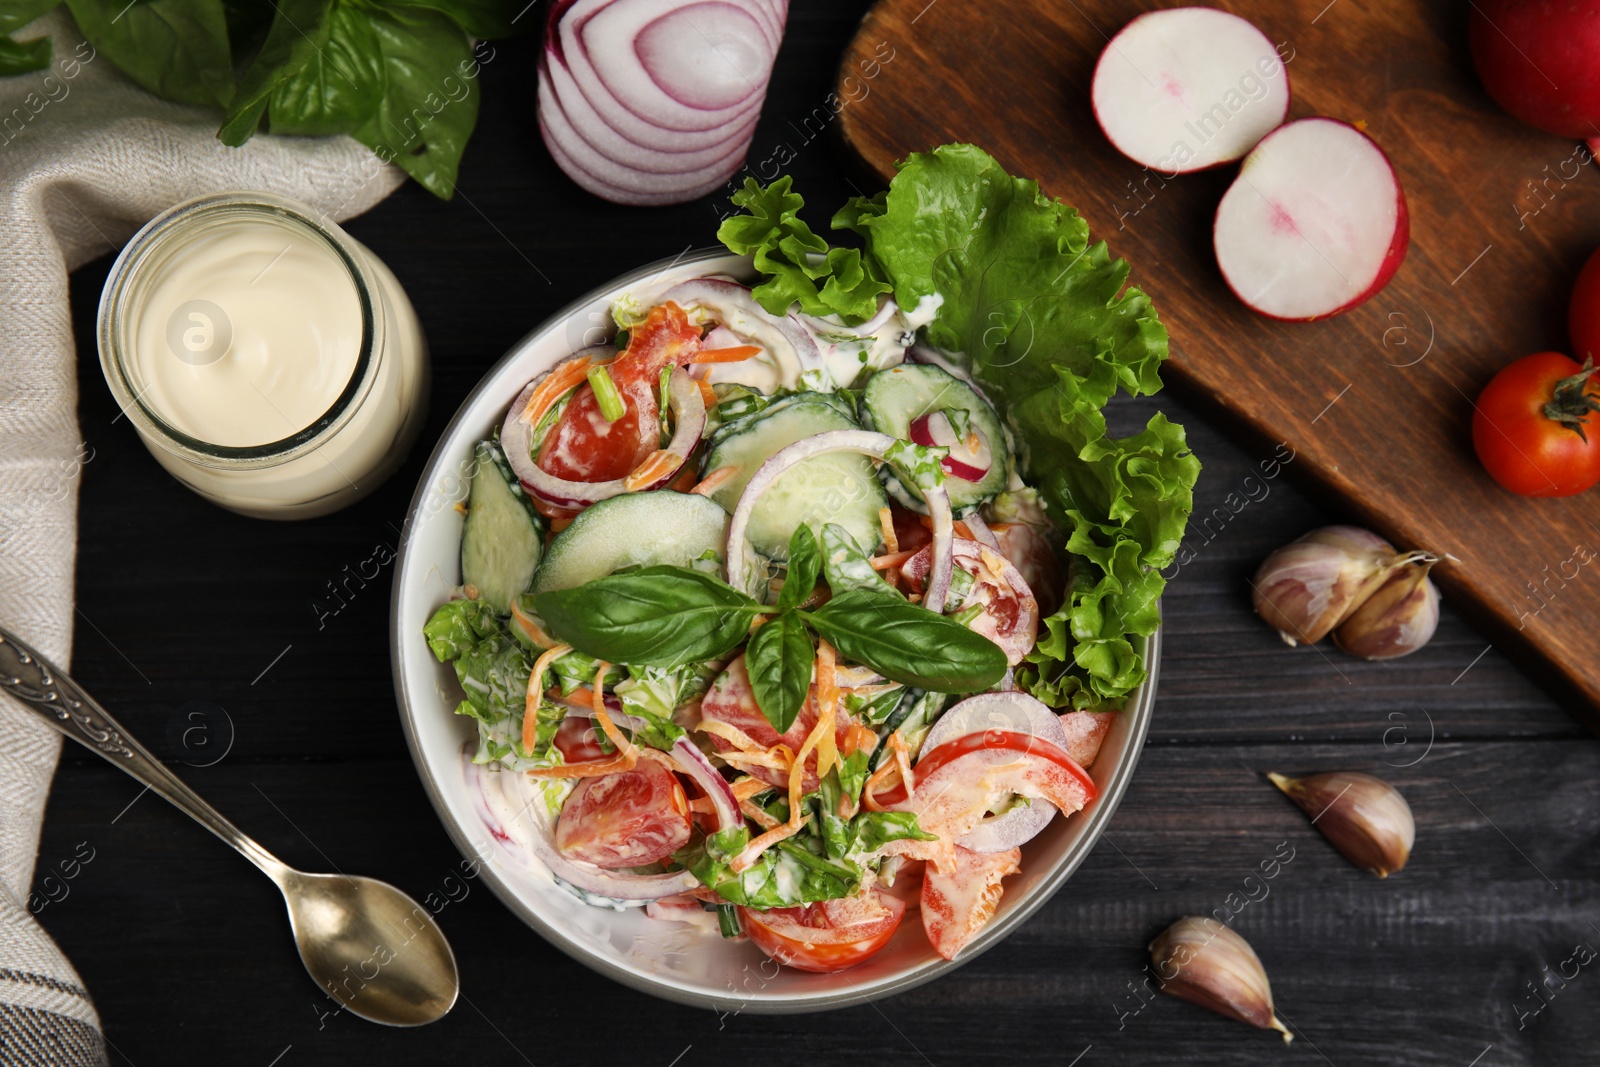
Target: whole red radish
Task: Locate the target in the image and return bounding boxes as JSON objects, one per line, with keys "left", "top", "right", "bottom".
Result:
{"left": 1469, "top": 0, "right": 1600, "bottom": 141}
{"left": 1471, "top": 352, "right": 1600, "bottom": 497}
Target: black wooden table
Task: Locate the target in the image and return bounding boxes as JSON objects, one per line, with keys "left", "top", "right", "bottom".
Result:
{"left": 41, "top": 4, "right": 1600, "bottom": 1065}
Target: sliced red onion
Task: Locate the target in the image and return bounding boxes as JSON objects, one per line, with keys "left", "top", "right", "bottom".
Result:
{"left": 540, "top": 0, "right": 787, "bottom": 205}
{"left": 661, "top": 278, "right": 824, "bottom": 385}
{"left": 724, "top": 429, "right": 955, "bottom": 613}
{"left": 501, "top": 360, "right": 706, "bottom": 510}
{"left": 463, "top": 752, "right": 699, "bottom": 902}
{"left": 918, "top": 692, "right": 1074, "bottom": 853}
{"left": 792, "top": 300, "right": 900, "bottom": 340}
{"left": 909, "top": 411, "right": 993, "bottom": 482}
{"left": 961, "top": 511, "right": 1003, "bottom": 551}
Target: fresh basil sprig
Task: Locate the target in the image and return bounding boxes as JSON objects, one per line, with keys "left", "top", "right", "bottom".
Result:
{"left": 535, "top": 527, "right": 1009, "bottom": 732}
{"left": 533, "top": 566, "right": 762, "bottom": 668}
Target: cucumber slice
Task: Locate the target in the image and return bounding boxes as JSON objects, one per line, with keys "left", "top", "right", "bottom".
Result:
{"left": 461, "top": 440, "right": 546, "bottom": 614}
{"left": 706, "top": 390, "right": 857, "bottom": 452}
{"left": 861, "top": 364, "right": 1009, "bottom": 511}
{"left": 704, "top": 401, "right": 887, "bottom": 561}
{"left": 530, "top": 491, "right": 730, "bottom": 593}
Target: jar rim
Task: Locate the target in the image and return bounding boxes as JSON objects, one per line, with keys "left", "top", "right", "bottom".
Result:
{"left": 97, "top": 191, "right": 382, "bottom": 470}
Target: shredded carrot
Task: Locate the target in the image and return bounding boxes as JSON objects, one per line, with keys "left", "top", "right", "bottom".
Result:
{"left": 696, "top": 378, "right": 718, "bottom": 410}
{"left": 869, "top": 549, "right": 919, "bottom": 571}
{"left": 814, "top": 640, "right": 839, "bottom": 780}
{"left": 669, "top": 460, "right": 700, "bottom": 493}
{"left": 715, "top": 750, "right": 791, "bottom": 772}
{"left": 879, "top": 507, "right": 898, "bottom": 555}
{"left": 840, "top": 722, "right": 878, "bottom": 758}
{"left": 547, "top": 512, "right": 575, "bottom": 533}
{"left": 731, "top": 711, "right": 833, "bottom": 872}
{"left": 527, "top": 662, "right": 640, "bottom": 779}
{"left": 861, "top": 733, "right": 911, "bottom": 812}
{"left": 893, "top": 733, "right": 917, "bottom": 800}
{"left": 698, "top": 718, "right": 769, "bottom": 754}
{"left": 730, "top": 776, "right": 771, "bottom": 800}
{"left": 688, "top": 797, "right": 718, "bottom": 815}
{"left": 741, "top": 798, "right": 782, "bottom": 830}
{"left": 689, "top": 344, "right": 763, "bottom": 364}
{"left": 523, "top": 643, "right": 573, "bottom": 752}
{"left": 521, "top": 356, "right": 594, "bottom": 431}
{"left": 623, "top": 449, "right": 684, "bottom": 491}
{"left": 690, "top": 465, "right": 739, "bottom": 497}
{"left": 511, "top": 600, "right": 557, "bottom": 649}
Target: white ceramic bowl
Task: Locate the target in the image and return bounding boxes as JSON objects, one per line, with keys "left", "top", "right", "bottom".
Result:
{"left": 390, "top": 248, "right": 1159, "bottom": 1013}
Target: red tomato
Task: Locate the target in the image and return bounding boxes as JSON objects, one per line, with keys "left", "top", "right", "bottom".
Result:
{"left": 989, "top": 521, "right": 1064, "bottom": 617}
{"left": 875, "top": 728, "right": 1096, "bottom": 809}
{"left": 537, "top": 301, "right": 702, "bottom": 483}
{"left": 552, "top": 714, "right": 609, "bottom": 765}
{"left": 1471, "top": 351, "right": 1600, "bottom": 497}
{"left": 1572, "top": 247, "right": 1600, "bottom": 364}
{"left": 890, "top": 503, "right": 932, "bottom": 554}
{"left": 921, "top": 845, "right": 1021, "bottom": 960}
{"left": 1056, "top": 710, "right": 1114, "bottom": 769}
{"left": 553, "top": 756, "right": 691, "bottom": 869}
{"left": 739, "top": 891, "right": 906, "bottom": 973}
{"left": 698, "top": 654, "right": 851, "bottom": 791}
{"left": 902, "top": 537, "right": 1040, "bottom": 665}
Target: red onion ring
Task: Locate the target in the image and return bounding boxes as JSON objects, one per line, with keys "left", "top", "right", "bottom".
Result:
{"left": 961, "top": 511, "right": 1003, "bottom": 551}
{"left": 724, "top": 429, "right": 955, "bottom": 613}
{"left": 501, "top": 361, "right": 706, "bottom": 510}
{"left": 660, "top": 278, "right": 824, "bottom": 383}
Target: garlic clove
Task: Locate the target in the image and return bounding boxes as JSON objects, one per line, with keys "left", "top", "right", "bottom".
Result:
{"left": 1332, "top": 557, "right": 1440, "bottom": 660}
{"left": 1250, "top": 526, "right": 1423, "bottom": 646}
{"left": 1268, "top": 770, "right": 1414, "bottom": 877}
{"left": 1148, "top": 916, "right": 1293, "bottom": 1043}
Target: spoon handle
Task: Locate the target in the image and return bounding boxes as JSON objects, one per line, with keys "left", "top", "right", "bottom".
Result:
{"left": 0, "top": 624, "right": 289, "bottom": 879}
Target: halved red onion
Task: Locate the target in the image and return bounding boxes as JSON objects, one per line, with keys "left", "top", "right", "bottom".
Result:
{"left": 724, "top": 429, "right": 955, "bottom": 613}
{"left": 909, "top": 411, "right": 993, "bottom": 483}
{"left": 540, "top": 0, "right": 788, "bottom": 205}
{"left": 661, "top": 278, "right": 824, "bottom": 386}
{"left": 540, "top": 58, "right": 758, "bottom": 175}
{"left": 463, "top": 751, "right": 700, "bottom": 901}
{"left": 792, "top": 300, "right": 900, "bottom": 340}
{"left": 918, "top": 692, "right": 1075, "bottom": 853}
{"left": 501, "top": 360, "right": 706, "bottom": 510}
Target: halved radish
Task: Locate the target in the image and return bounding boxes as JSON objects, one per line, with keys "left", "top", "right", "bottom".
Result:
{"left": 1213, "top": 118, "right": 1409, "bottom": 321}
{"left": 1091, "top": 7, "right": 1290, "bottom": 174}
{"left": 909, "top": 411, "right": 992, "bottom": 482}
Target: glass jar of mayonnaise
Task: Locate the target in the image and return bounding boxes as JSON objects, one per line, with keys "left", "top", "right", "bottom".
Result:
{"left": 98, "top": 191, "right": 429, "bottom": 520}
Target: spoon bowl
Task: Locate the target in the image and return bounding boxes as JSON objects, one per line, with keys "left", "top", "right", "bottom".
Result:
{"left": 281, "top": 871, "right": 459, "bottom": 1027}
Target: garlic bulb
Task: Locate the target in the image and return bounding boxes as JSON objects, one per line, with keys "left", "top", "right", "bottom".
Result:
{"left": 1268, "top": 771, "right": 1414, "bottom": 877}
{"left": 1250, "top": 526, "right": 1429, "bottom": 646}
{"left": 1149, "top": 917, "right": 1292, "bottom": 1043}
{"left": 1333, "top": 557, "right": 1440, "bottom": 660}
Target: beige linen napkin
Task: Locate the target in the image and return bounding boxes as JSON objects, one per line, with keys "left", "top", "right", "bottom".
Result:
{"left": 0, "top": 12, "right": 404, "bottom": 1063}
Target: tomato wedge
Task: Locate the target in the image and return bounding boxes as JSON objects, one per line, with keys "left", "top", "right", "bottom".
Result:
{"left": 739, "top": 891, "right": 906, "bottom": 973}
{"left": 903, "top": 537, "right": 1040, "bottom": 665}
{"left": 537, "top": 301, "right": 702, "bottom": 485}
{"left": 921, "top": 845, "right": 1021, "bottom": 960}
{"left": 875, "top": 729, "right": 1095, "bottom": 807}
{"left": 553, "top": 755, "right": 691, "bottom": 869}
{"left": 552, "top": 713, "right": 609, "bottom": 765}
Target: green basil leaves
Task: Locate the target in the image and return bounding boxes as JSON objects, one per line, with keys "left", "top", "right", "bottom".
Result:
{"left": 533, "top": 524, "right": 1009, "bottom": 732}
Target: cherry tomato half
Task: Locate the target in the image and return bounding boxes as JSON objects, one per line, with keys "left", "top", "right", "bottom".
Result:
{"left": 1471, "top": 351, "right": 1600, "bottom": 497}
{"left": 739, "top": 891, "right": 906, "bottom": 974}
{"left": 553, "top": 756, "right": 691, "bottom": 869}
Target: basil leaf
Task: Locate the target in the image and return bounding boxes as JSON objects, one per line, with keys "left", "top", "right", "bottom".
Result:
{"left": 0, "top": 0, "right": 61, "bottom": 34}
{"left": 533, "top": 565, "right": 761, "bottom": 668}
{"left": 68, "top": 0, "right": 234, "bottom": 106}
{"left": 803, "top": 589, "right": 1007, "bottom": 692}
{"left": 776, "top": 523, "right": 821, "bottom": 613}
{"left": 820, "top": 522, "right": 896, "bottom": 599}
{"left": 745, "top": 610, "right": 813, "bottom": 733}
{"left": 267, "top": 0, "right": 382, "bottom": 135}
{"left": 219, "top": 0, "right": 333, "bottom": 145}
{"left": 396, "top": 0, "right": 531, "bottom": 38}
{"left": 350, "top": 5, "right": 479, "bottom": 199}
{"left": 0, "top": 29, "right": 48, "bottom": 74}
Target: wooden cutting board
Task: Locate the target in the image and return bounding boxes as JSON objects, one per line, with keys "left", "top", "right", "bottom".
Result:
{"left": 837, "top": 0, "right": 1600, "bottom": 724}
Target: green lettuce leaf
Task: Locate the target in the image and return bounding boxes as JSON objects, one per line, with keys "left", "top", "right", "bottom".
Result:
{"left": 717, "top": 176, "right": 890, "bottom": 325}
{"left": 843, "top": 144, "right": 1198, "bottom": 707}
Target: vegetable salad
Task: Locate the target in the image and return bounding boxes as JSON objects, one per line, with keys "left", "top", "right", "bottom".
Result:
{"left": 425, "top": 144, "right": 1199, "bottom": 969}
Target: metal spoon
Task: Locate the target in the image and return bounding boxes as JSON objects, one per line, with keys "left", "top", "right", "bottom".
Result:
{"left": 0, "top": 625, "right": 459, "bottom": 1026}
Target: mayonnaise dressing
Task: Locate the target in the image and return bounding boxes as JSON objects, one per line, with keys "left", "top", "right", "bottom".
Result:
{"left": 130, "top": 219, "right": 363, "bottom": 447}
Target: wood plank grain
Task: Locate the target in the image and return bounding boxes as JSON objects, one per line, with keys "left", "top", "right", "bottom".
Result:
{"left": 837, "top": 0, "right": 1600, "bottom": 724}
